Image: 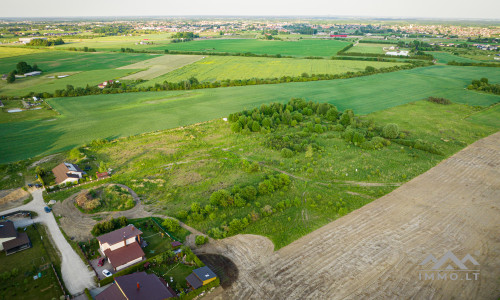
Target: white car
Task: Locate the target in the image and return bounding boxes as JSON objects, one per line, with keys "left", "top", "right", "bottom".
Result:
{"left": 102, "top": 269, "right": 112, "bottom": 277}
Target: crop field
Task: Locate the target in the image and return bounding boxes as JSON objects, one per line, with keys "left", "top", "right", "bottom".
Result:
{"left": 0, "top": 65, "right": 499, "bottom": 163}
{"left": 346, "top": 43, "right": 391, "bottom": 54}
{"left": 0, "top": 51, "right": 155, "bottom": 74}
{"left": 157, "top": 39, "right": 350, "bottom": 57}
{"left": 429, "top": 51, "right": 480, "bottom": 63}
{"left": 140, "top": 56, "right": 407, "bottom": 85}
{"left": 119, "top": 54, "right": 203, "bottom": 80}
{"left": 0, "top": 69, "right": 138, "bottom": 96}
{"left": 0, "top": 46, "right": 47, "bottom": 59}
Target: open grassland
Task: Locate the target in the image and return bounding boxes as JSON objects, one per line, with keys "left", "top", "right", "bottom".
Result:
{"left": 47, "top": 100, "right": 499, "bottom": 250}
{"left": 0, "top": 46, "right": 47, "bottom": 59}
{"left": 0, "top": 65, "right": 499, "bottom": 163}
{"left": 0, "top": 69, "right": 139, "bottom": 96}
{"left": 140, "top": 56, "right": 407, "bottom": 85}
{"left": 466, "top": 103, "right": 500, "bottom": 128}
{"left": 119, "top": 54, "right": 203, "bottom": 80}
{"left": 0, "top": 100, "right": 58, "bottom": 124}
{"left": 346, "top": 43, "right": 391, "bottom": 54}
{"left": 158, "top": 39, "right": 350, "bottom": 57}
{"left": 0, "top": 51, "right": 155, "bottom": 74}
{"left": 429, "top": 51, "right": 480, "bottom": 64}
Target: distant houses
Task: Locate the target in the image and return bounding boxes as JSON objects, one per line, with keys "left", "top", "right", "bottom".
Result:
{"left": 96, "top": 224, "right": 145, "bottom": 271}
{"left": 0, "top": 221, "right": 31, "bottom": 255}
{"left": 52, "top": 162, "right": 85, "bottom": 185}
{"left": 96, "top": 271, "right": 177, "bottom": 300}
{"left": 386, "top": 50, "right": 409, "bottom": 56}
{"left": 98, "top": 80, "right": 115, "bottom": 89}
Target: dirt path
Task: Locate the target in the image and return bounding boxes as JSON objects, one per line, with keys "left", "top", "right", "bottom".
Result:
{"left": 198, "top": 131, "right": 500, "bottom": 299}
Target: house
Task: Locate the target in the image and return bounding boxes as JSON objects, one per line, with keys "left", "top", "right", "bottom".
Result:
{"left": 98, "top": 80, "right": 114, "bottom": 89}
{"left": 97, "top": 224, "right": 145, "bottom": 271}
{"left": 1, "top": 74, "right": 6, "bottom": 81}
{"left": 185, "top": 266, "right": 217, "bottom": 290}
{"left": 0, "top": 221, "right": 31, "bottom": 255}
{"left": 52, "top": 162, "right": 85, "bottom": 185}
{"left": 386, "top": 50, "right": 409, "bottom": 56}
{"left": 96, "top": 271, "right": 177, "bottom": 300}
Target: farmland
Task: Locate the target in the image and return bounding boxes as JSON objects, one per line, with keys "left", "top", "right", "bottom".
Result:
{"left": 140, "top": 55, "right": 407, "bottom": 85}
{"left": 0, "top": 65, "right": 499, "bottom": 163}
{"left": 119, "top": 54, "right": 204, "bottom": 80}
{"left": 429, "top": 51, "right": 480, "bottom": 63}
{"left": 0, "top": 47, "right": 47, "bottom": 59}
{"left": 345, "top": 43, "right": 392, "bottom": 54}
{"left": 159, "top": 39, "right": 350, "bottom": 57}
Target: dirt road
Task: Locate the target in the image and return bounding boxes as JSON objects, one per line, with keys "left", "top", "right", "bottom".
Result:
{"left": 0, "top": 189, "right": 96, "bottom": 295}
{"left": 198, "top": 132, "right": 500, "bottom": 299}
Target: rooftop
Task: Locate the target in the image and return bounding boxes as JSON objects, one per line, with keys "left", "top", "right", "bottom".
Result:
{"left": 0, "top": 221, "right": 17, "bottom": 239}
{"left": 114, "top": 271, "right": 177, "bottom": 300}
{"left": 193, "top": 266, "right": 217, "bottom": 282}
{"left": 104, "top": 241, "right": 144, "bottom": 269}
{"left": 97, "top": 224, "right": 142, "bottom": 246}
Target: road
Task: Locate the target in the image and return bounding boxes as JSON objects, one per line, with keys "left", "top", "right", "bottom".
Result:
{"left": 198, "top": 131, "right": 500, "bottom": 300}
{"left": 0, "top": 189, "right": 96, "bottom": 295}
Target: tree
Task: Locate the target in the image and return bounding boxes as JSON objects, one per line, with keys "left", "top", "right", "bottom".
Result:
{"left": 382, "top": 123, "right": 400, "bottom": 139}
{"left": 68, "top": 147, "right": 81, "bottom": 161}
{"left": 339, "top": 109, "right": 354, "bottom": 126}
{"left": 162, "top": 218, "right": 180, "bottom": 232}
{"left": 16, "top": 61, "right": 31, "bottom": 74}
{"left": 209, "top": 189, "right": 232, "bottom": 207}
{"left": 195, "top": 235, "right": 208, "bottom": 246}
{"left": 231, "top": 122, "right": 242, "bottom": 133}
{"left": 6, "top": 72, "right": 15, "bottom": 83}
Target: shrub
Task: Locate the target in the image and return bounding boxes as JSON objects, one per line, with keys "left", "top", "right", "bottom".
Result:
{"left": 209, "top": 189, "right": 233, "bottom": 207}
{"left": 231, "top": 122, "right": 242, "bottom": 133}
{"left": 281, "top": 148, "right": 294, "bottom": 158}
{"left": 382, "top": 123, "right": 400, "bottom": 139}
{"left": 427, "top": 96, "right": 452, "bottom": 105}
{"left": 162, "top": 218, "right": 180, "bottom": 232}
{"left": 195, "top": 235, "right": 209, "bottom": 246}
{"left": 240, "top": 186, "right": 257, "bottom": 201}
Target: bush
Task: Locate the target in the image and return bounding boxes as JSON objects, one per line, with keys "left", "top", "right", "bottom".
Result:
{"left": 382, "top": 123, "right": 400, "bottom": 139}
{"left": 427, "top": 97, "right": 452, "bottom": 105}
{"left": 281, "top": 148, "right": 294, "bottom": 158}
{"left": 209, "top": 189, "right": 233, "bottom": 207}
{"left": 162, "top": 218, "right": 180, "bottom": 232}
{"left": 195, "top": 235, "right": 209, "bottom": 246}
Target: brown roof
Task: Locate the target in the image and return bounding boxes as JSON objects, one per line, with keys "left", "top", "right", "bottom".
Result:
{"left": 104, "top": 241, "right": 145, "bottom": 269}
{"left": 114, "top": 271, "right": 177, "bottom": 299}
{"left": 0, "top": 221, "right": 17, "bottom": 239}
{"left": 171, "top": 241, "right": 182, "bottom": 248}
{"left": 52, "top": 162, "right": 83, "bottom": 184}
{"left": 97, "top": 224, "right": 143, "bottom": 246}
{"left": 96, "top": 283, "right": 126, "bottom": 300}
{"left": 3, "top": 232, "right": 30, "bottom": 251}
{"left": 186, "top": 273, "right": 203, "bottom": 289}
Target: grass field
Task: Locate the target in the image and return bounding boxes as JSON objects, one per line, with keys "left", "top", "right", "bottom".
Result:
{"left": 62, "top": 99, "right": 499, "bottom": 249}
{"left": 429, "top": 51, "right": 480, "bottom": 64}
{"left": 0, "top": 47, "right": 47, "bottom": 59}
{"left": 0, "top": 69, "right": 138, "bottom": 96}
{"left": 346, "top": 43, "right": 392, "bottom": 54}
{"left": 139, "top": 56, "right": 407, "bottom": 85}
{"left": 119, "top": 54, "right": 203, "bottom": 80}
{"left": 466, "top": 103, "right": 500, "bottom": 128}
{"left": 0, "top": 65, "right": 499, "bottom": 163}
{"left": 0, "top": 100, "right": 58, "bottom": 124}
{"left": 0, "top": 51, "right": 155, "bottom": 74}
{"left": 157, "top": 39, "right": 350, "bottom": 57}
{"left": 0, "top": 224, "right": 64, "bottom": 300}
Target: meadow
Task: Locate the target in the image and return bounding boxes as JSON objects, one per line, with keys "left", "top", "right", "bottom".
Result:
{"left": 158, "top": 39, "right": 350, "bottom": 57}
{"left": 0, "top": 46, "right": 47, "bottom": 59}
{"left": 0, "top": 65, "right": 499, "bottom": 163}
{"left": 139, "top": 55, "right": 407, "bottom": 85}
{"left": 429, "top": 51, "right": 480, "bottom": 64}
{"left": 52, "top": 99, "right": 499, "bottom": 249}
{"left": 345, "top": 43, "right": 391, "bottom": 54}
{"left": 119, "top": 54, "right": 203, "bottom": 80}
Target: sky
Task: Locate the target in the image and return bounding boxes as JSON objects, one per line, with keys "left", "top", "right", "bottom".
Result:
{"left": 1, "top": 0, "right": 500, "bottom": 19}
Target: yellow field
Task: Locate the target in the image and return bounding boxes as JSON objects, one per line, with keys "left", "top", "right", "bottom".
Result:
{"left": 0, "top": 46, "right": 47, "bottom": 59}
{"left": 119, "top": 54, "right": 203, "bottom": 80}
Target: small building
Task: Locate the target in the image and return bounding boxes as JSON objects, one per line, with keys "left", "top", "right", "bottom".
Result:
{"left": 98, "top": 80, "right": 114, "bottom": 89}
{"left": 0, "top": 100, "right": 4, "bottom": 107}
{"left": 386, "top": 50, "right": 409, "bottom": 56}
{"left": 171, "top": 241, "right": 182, "bottom": 249}
{"left": 52, "top": 162, "right": 85, "bottom": 185}
{"left": 96, "top": 271, "right": 177, "bottom": 300}
{"left": 0, "top": 221, "right": 31, "bottom": 255}
{"left": 97, "top": 224, "right": 145, "bottom": 271}
{"left": 186, "top": 266, "right": 217, "bottom": 290}
{"left": 24, "top": 71, "right": 42, "bottom": 77}
{"left": 96, "top": 172, "right": 110, "bottom": 180}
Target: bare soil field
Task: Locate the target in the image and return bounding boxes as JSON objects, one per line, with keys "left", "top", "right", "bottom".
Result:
{"left": 0, "top": 188, "right": 30, "bottom": 210}
{"left": 197, "top": 131, "right": 500, "bottom": 300}
{"left": 119, "top": 54, "right": 203, "bottom": 80}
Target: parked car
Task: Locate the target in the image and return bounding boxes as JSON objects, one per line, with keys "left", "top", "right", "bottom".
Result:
{"left": 28, "top": 184, "right": 33, "bottom": 188}
{"left": 102, "top": 269, "right": 112, "bottom": 277}
{"left": 35, "top": 184, "right": 42, "bottom": 188}
{"left": 44, "top": 206, "right": 52, "bottom": 213}
{"left": 98, "top": 257, "right": 105, "bottom": 267}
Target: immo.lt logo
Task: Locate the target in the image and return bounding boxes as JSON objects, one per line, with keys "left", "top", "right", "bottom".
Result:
{"left": 419, "top": 250, "right": 480, "bottom": 281}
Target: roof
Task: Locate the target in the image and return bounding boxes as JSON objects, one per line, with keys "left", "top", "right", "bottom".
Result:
{"left": 97, "top": 172, "right": 109, "bottom": 179}
{"left": 114, "top": 271, "right": 177, "bottom": 299}
{"left": 96, "top": 283, "right": 126, "bottom": 300}
{"left": 3, "top": 232, "right": 30, "bottom": 251}
{"left": 52, "top": 162, "right": 83, "bottom": 184}
{"left": 104, "top": 242, "right": 145, "bottom": 269}
{"left": 186, "top": 273, "right": 203, "bottom": 289}
{"left": 97, "top": 224, "right": 142, "bottom": 246}
{"left": 0, "top": 221, "right": 17, "bottom": 239}
{"left": 171, "top": 241, "right": 182, "bottom": 248}
{"left": 193, "top": 266, "right": 217, "bottom": 282}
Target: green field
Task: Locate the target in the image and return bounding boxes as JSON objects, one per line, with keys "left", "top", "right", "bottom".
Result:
{"left": 429, "top": 51, "right": 480, "bottom": 64}
{"left": 346, "top": 43, "right": 391, "bottom": 54}
{"left": 0, "top": 51, "right": 155, "bottom": 74}
{"left": 157, "top": 39, "right": 350, "bottom": 57}
{"left": 119, "top": 54, "right": 203, "bottom": 80}
{"left": 466, "top": 103, "right": 500, "bottom": 128}
{"left": 1, "top": 65, "right": 499, "bottom": 163}
{"left": 140, "top": 55, "right": 407, "bottom": 85}
{"left": 0, "top": 69, "right": 138, "bottom": 96}
{"left": 0, "top": 47, "right": 48, "bottom": 59}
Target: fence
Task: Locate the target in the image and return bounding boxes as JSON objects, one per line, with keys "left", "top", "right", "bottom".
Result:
{"left": 150, "top": 217, "right": 179, "bottom": 242}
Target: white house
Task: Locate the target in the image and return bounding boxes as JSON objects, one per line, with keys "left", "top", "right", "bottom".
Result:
{"left": 52, "top": 162, "right": 85, "bottom": 185}
{"left": 96, "top": 225, "right": 145, "bottom": 271}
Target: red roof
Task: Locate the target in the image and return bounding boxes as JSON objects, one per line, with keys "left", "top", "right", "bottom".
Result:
{"left": 97, "top": 172, "right": 109, "bottom": 179}
{"left": 104, "top": 241, "right": 145, "bottom": 269}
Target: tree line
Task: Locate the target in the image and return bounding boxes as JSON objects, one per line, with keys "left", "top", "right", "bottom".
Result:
{"left": 467, "top": 78, "right": 500, "bottom": 95}
{"left": 5, "top": 61, "right": 41, "bottom": 83}
{"left": 27, "top": 38, "right": 64, "bottom": 46}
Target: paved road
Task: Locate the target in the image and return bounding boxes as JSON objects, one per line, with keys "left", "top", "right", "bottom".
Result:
{"left": 0, "top": 189, "right": 95, "bottom": 295}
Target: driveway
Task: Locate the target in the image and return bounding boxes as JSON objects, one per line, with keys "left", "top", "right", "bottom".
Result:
{"left": 0, "top": 188, "right": 96, "bottom": 295}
